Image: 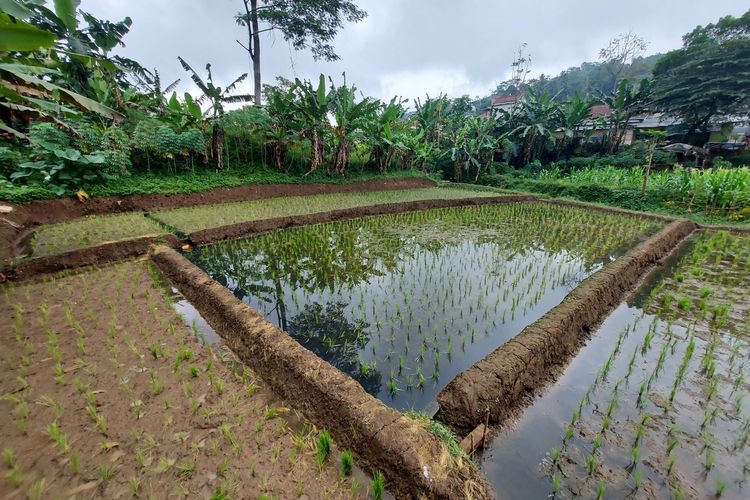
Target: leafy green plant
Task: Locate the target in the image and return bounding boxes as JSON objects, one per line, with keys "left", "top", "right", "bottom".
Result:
{"left": 371, "top": 471, "right": 385, "bottom": 500}
{"left": 315, "top": 430, "right": 332, "bottom": 466}
{"left": 339, "top": 450, "right": 354, "bottom": 477}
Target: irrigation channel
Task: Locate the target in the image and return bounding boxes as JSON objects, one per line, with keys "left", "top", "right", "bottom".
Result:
{"left": 185, "top": 202, "right": 662, "bottom": 412}
{"left": 481, "top": 230, "right": 750, "bottom": 499}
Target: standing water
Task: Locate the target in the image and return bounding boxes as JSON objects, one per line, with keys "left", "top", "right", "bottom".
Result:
{"left": 480, "top": 230, "right": 750, "bottom": 499}
{"left": 187, "top": 203, "right": 661, "bottom": 411}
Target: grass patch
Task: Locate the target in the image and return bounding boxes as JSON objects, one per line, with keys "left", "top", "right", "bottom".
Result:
{"left": 405, "top": 410, "right": 469, "bottom": 463}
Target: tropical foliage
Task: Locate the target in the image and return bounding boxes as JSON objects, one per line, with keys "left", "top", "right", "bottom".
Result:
{"left": 0, "top": 1, "right": 748, "bottom": 204}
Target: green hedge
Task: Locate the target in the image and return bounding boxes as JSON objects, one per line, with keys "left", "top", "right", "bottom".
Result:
{"left": 0, "top": 167, "right": 433, "bottom": 204}
{"left": 476, "top": 174, "right": 749, "bottom": 223}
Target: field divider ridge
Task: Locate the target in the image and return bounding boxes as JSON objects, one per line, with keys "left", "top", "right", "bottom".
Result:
{"left": 148, "top": 244, "right": 492, "bottom": 499}
{"left": 187, "top": 195, "right": 536, "bottom": 245}
{"left": 7, "top": 234, "right": 182, "bottom": 281}
{"left": 435, "top": 218, "right": 697, "bottom": 434}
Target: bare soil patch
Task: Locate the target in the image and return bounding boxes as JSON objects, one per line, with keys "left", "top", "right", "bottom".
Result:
{"left": 0, "top": 259, "right": 366, "bottom": 499}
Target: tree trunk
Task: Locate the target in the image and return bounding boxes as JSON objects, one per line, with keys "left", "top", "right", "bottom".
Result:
{"left": 641, "top": 140, "right": 656, "bottom": 195}
{"left": 333, "top": 137, "right": 350, "bottom": 176}
{"left": 251, "top": 0, "right": 262, "bottom": 105}
{"left": 524, "top": 133, "right": 536, "bottom": 165}
{"left": 212, "top": 124, "right": 225, "bottom": 170}
{"left": 241, "top": 0, "right": 262, "bottom": 105}
{"left": 303, "top": 129, "right": 323, "bottom": 177}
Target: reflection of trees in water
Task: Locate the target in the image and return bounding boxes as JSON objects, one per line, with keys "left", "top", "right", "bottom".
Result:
{"left": 190, "top": 205, "right": 638, "bottom": 307}
{"left": 288, "top": 301, "right": 381, "bottom": 395}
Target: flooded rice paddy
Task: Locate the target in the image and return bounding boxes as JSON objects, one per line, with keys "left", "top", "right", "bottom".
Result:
{"left": 481, "top": 230, "right": 750, "bottom": 499}
{"left": 187, "top": 202, "right": 661, "bottom": 411}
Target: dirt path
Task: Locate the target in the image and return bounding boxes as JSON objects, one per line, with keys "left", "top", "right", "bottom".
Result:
{"left": 0, "top": 260, "right": 366, "bottom": 499}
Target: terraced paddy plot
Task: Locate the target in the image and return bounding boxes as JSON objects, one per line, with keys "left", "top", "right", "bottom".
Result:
{"left": 29, "top": 212, "right": 166, "bottom": 258}
{"left": 153, "top": 187, "right": 498, "bottom": 233}
{"left": 481, "top": 230, "right": 750, "bottom": 499}
{"left": 0, "top": 260, "right": 363, "bottom": 499}
{"left": 187, "top": 203, "right": 662, "bottom": 411}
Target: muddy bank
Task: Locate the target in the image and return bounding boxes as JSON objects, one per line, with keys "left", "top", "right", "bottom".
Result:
{"left": 149, "top": 245, "right": 490, "bottom": 499}
{"left": 6, "top": 234, "right": 182, "bottom": 281}
{"left": 0, "top": 178, "right": 435, "bottom": 263}
{"left": 3, "top": 196, "right": 533, "bottom": 281}
{"left": 188, "top": 195, "right": 535, "bottom": 244}
{"left": 435, "top": 219, "right": 697, "bottom": 434}
{"left": 2, "top": 178, "right": 437, "bottom": 227}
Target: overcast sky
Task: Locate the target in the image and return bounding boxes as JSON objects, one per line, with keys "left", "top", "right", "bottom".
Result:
{"left": 85, "top": 0, "right": 747, "bottom": 106}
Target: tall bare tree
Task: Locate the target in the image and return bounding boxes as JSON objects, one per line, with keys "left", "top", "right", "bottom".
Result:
{"left": 599, "top": 31, "right": 649, "bottom": 92}
{"left": 235, "top": 0, "right": 367, "bottom": 105}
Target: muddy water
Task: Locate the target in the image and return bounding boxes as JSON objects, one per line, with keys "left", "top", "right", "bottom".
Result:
{"left": 187, "top": 203, "right": 660, "bottom": 411}
{"left": 481, "top": 231, "right": 750, "bottom": 499}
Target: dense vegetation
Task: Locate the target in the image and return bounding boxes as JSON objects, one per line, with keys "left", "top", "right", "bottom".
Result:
{"left": 0, "top": 1, "right": 748, "bottom": 226}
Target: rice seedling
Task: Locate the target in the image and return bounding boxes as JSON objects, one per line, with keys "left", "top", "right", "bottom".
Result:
{"left": 5, "top": 467, "right": 22, "bottom": 488}
{"left": 212, "top": 376, "right": 225, "bottom": 396}
{"left": 128, "top": 476, "right": 141, "bottom": 497}
{"left": 149, "top": 372, "right": 165, "bottom": 396}
{"left": 632, "top": 468, "right": 643, "bottom": 490}
{"left": 339, "top": 450, "right": 354, "bottom": 477}
{"left": 371, "top": 471, "right": 385, "bottom": 500}
{"left": 715, "top": 478, "right": 726, "bottom": 497}
{"left": 156, "top": 457, "right": 176, "bottom": 474}
{"left": 45, "top": 422, "right": 70, "bottom": 453}
{"left": 586, "top": 454, "right": 596, "bottom": 475}
{"left": 69, "top": 450, "right": 79, "bottom": 475}
{"left": 2, "top": 448, "right": 16, "bottom": 469}
{"left": 175, "top": 460, "right": 195, "bottom": 479}
{"left": 315, "top": 430, "right": 332, "bottom": 467}
{"left": 26, "top": 478, "right": 46, "bottom": 500}
{"left": 595, "top": 482, "right": 605, "bottom": 500}
{"left": 98, "top": 463, "right": 120, "bottom": 481}
{"left": 551, "top": 473, "right": 561, "bottom": 495}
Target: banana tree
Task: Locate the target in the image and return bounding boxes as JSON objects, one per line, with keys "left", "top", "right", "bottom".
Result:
{"left": 291, "top": 74, "right": 329, "bottom": 176}
{"left": 602, "top": 78, "right": 652, "bottom": 154}
{"left": 0, "top": 1, "right": 124, "bottom": 138}
{"left": 557, "top": 92, "right": 593, "bottom": 159}
{"left": 414, "top": 94, "right": 450, "bottom": 145}
{"left": 177, "top": 57, "right": 252, "bottom": 169}
{"left": 384, "top": 126, "right": 435, "bottom": 171}
{"left": 327, "top": 76, "right": 378, "bottom": 176}
{"left": 513, "top": 88, "right": 562, "bottom": 165}
{"left": 367, "top": 96, "right": 406, "bottom": 173}
{"left": 263, "top": 85, "right": 297, "bottom": 171}
{"left": 451, "top": 116, "right": 501, "bottom": 182}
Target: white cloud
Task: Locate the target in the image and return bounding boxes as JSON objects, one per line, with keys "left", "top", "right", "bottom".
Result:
{"left": 378, "top": 68, "right": 495, "bottom": 104}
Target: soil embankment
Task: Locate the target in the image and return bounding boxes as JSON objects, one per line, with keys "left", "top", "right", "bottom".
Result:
{"left": 436, "top": 219, "right": 697, "bottom": 434}
{"left": 150, "top": 245, "right": 491, "bottom": 499}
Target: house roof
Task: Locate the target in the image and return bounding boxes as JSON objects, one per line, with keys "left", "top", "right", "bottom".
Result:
{"left": 590, "top": 104, "right": 612, "bottom": 118}
{"left": 491, "top": 95, "right": 519, "bottom": 107}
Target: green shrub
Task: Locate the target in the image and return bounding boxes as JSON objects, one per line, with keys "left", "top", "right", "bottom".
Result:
{"left": 0, "top": 147, "right": 21, "bottom": 179}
